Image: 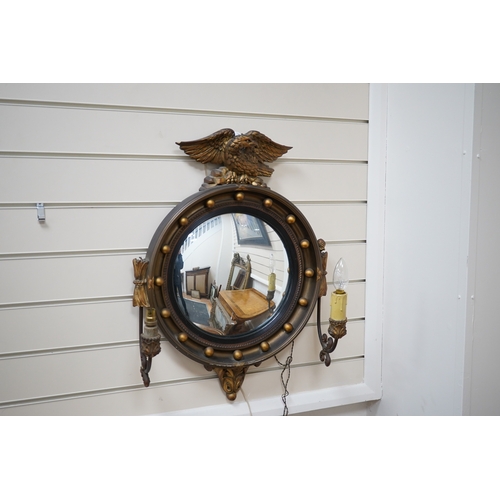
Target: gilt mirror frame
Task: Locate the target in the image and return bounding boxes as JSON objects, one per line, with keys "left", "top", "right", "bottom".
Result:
{"left": 143, "top": 184, "right": 323, "bottom": 398}
{"left": 133, "top": 128, "right": 333, "bottom": 400}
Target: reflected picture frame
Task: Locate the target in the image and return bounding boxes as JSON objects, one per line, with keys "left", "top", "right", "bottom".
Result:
{"left": 232, "top": 213, "right": 271, "bottom": 247}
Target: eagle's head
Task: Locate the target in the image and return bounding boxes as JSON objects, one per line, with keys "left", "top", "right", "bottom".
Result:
{"left": 234, "top": 134, "right": 256, "bottom": 150}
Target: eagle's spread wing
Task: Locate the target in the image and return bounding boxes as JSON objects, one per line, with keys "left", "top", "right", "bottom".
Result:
{"left": 176, "top": 128, "right": 235, "bottom": 165}
{"left": 244, "top": 130, "right": 292, "bottom": 162}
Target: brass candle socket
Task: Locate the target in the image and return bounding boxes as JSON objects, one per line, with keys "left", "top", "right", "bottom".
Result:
{"left": 316, "top": 299, "right": 348, "bottom": 367}
{"left": 328, "top": 318, "right": 348, "bottom": 340}
{"left": 266, "top": 289, "right": 276, "bottom": 310}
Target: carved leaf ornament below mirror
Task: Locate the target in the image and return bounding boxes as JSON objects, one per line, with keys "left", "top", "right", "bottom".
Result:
{"left": 133, "top": 129, "right": 343, "bottom": 401}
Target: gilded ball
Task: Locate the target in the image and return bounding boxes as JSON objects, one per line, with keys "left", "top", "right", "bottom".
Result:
{"left": 206, "top": 199, "right": 215, "bottom": 208}
{"left": 260, "top": 342, "right": 270, "bottom": 352}
{"left": 178, "top": 333, "right": 188, "bottom": 342}
{"left": 179, "top": 217, "right": 189, "bottom": 226}
{"left": 263, "top": 198, "right": 273, "bottom": 208}
{"left": 235, "top": 192, "right": 245, "bottom": 202}
{"left": 300, "top": 239, "right": 310, "bottom": 248}
{"left": 161, "top": 245, "right": 171, "bottom": 254}
{"left": 155, "top": 277, "right": 164, "bottom": 286}
{"left": 161, "top": 309, "right": 171, "bottom": 318}
{"left": 286, "top": 215, "right": 296, "bottom": 224}
{"left": 305, "top": 268, "right": 315, "bottom": 278}
{"left": 299, "top": 298, "right": 308, "bottom": 307}
{"left": 227, "top": 393, "right": 237, "bottom": 401}
{"left": 233, "top": 350, "right": 243, "bottom": 360}
{"left": 284, "top": 323, "right": 293, "bottom": 333}
{"left": 204, "top": 347, "right": 214, "bottom": 357}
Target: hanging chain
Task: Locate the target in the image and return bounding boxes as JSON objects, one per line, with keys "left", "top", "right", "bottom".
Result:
{"left": 275, "top": 341, "right": 294, "bottom": 416}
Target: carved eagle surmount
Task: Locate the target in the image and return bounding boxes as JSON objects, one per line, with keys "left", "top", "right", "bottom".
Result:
{"left": 176, "top": 128, "right": 292, "bottom": 178}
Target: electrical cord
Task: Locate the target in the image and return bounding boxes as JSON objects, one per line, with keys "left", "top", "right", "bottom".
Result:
{"left": 275, "top": 341, "right": 294, "bottom": 416}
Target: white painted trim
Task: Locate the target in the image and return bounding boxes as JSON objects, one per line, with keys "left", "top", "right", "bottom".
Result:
{"left": 152, "top": 383, "right": 379, "bottom": 416}
{"left": 463, "top": 83, "right": 483, "bottom": 416}
{"left": 362, "top": 83, "right": 387, "bottom": 402}
{"left": 454, "top": 84, "right": 476, "bottom": 415}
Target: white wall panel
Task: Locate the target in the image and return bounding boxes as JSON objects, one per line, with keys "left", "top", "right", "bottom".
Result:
{"left": 0, "top": 343, "right": 209, "bottom": 403}
{"left": 0, "top": 157, "right": 367, "bottom": 204}
{"left": 0, "top": 255, "right": 135, "bottom": 304}
{"left": 0, "top": 378, "right": 245, "bottom": 416}
{"left": 0, "top": 207, "right": 173, "bottom": 254}
{"left": 0, "top": 301, "right": 137, "bottom": 353}
{"left": 242, "top": 359, "right": 364, "bottom": 403}
{"left": 373, "top": 83, "right": 475, "bottom": 416}
{"left": 0, "top": 205, "right": 365, "bottom": 255}
{"left": 260, "top": 320, "right": 365, "bottom": 367}
{"left": 0, "top": 327, "right": 364, "bottom": 405}
{"left": 0, "top": 157, "right": 207, "bottom": 204}
{"left": 300, "top": 204, "right": 367, "bottom": 242}
{"left": 325, "top": 242, "right": 366, "bottom": 281}
{"left": 466, "top": 84, "right": 500, "bottom": 415}
{"left": 0, "top": 302, "right": 364, "bottom": 363}
{"left": 0, "top": 83, "right": 370, "bottom": 120}
{"left": 0, "top": 84, "right": 371, "bottom": 415}
{"left": 0, "top": 257, "right": 365, "bottom": 317}
{"left": 0, "top": 105, "right": 368, "bottom": 160}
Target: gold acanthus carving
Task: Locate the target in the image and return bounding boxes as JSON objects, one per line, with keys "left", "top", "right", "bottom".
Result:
{"left": 213, "top": 366, "right": 249, "bottom": 401}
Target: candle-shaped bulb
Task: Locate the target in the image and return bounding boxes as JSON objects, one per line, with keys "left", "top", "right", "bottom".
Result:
{"left": 268, "top": 252, "right": 276, "bottom": 292}
{"left": 333, "top": 258, "right": 349, "bottom": 291}
{"left": 269, "top": 253, "right": 275, "bottom": 274}
{"left": 268, "top": 272, "right": 276, "bottom": 292}
{"left": 330, "top": 258, "right": 348, "bottom": 321}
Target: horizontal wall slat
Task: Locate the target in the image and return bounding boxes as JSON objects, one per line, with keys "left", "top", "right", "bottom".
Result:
{"left": 0, "top": 207, "right": 173, "bottom": 254}
{"left": 0, "top": 83, "right": 370, "bottom": 121}
{"left": 242, "top": 358, "right": 364, "bottom": 403}
{"left": 0, "top": 334, "right": 363, "bottom": 405}
{"left": 0, "top": 377, "right": 241, "bottom": 415}
{"left": 0, "top": 242, "right": 366, "bottom": 281}
{"left": 0, "top": 357, "right": 363, "bottom": 416}
{"left": 300, "top": 204, "right": 367, "bottom": 242}
{"left": 0, "top": 254, "right": 136, "bottom": 304}
{"left": 0, "top": 294, "right": 364, "bottom": 359}
{"left": 0, "top": 105, "right": 368, "bottom": 161}
{"left": 324, "top": 242, "right": 366, "bottom": 281}
{"left": 0, "top": 252, "right": 366, "bottom": 314}
{"left": 0, "top": 157, "right": 367, "bottom": 203}
{"left": 0, "top": 301, "right": 138, "bottom": 354}
{"left": 258, "top": 320, "right": 365, "bottom": 367}
{"left": 0, "top": 157, "right": 206, "bottom": 204}
{"left": 0, "top": 205, "right": 366, "bottom": 255}
{"left": 0, "top": 343, "right": 208, "bottom": 403}
{"left": 268, "top": 161, "right": 367, "bottom": 202}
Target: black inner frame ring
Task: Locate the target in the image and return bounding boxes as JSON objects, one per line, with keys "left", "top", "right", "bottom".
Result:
{"left": 164, "top": 202, "right": 301, "bottom": 347}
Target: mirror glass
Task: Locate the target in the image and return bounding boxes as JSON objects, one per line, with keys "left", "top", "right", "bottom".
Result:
{"left": 172, "top": 213, "right": 289, "bottom": 337}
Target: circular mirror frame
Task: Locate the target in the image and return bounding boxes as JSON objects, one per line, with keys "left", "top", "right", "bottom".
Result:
{"left": 145, "top": 184, "right": 322, "bottom": 370}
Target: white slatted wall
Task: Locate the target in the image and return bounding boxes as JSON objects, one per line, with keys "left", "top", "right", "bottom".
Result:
{"left": 0, "top": 84, "right": 369, "bottom": 415}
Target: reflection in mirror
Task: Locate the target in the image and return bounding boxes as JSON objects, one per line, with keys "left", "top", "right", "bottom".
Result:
{"left": 174, "top": 213, "right": 289, "bottom": 337}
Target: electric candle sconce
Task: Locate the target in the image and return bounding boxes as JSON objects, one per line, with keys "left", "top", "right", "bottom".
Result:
{"left": 266, "top": 253, "right": 276, "bottom": 309}
{"left": 132, "top": 128, "right": 350, "bottom": 399}
{"left": 318, "top": 256, "right": 349, "bottom": 367}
